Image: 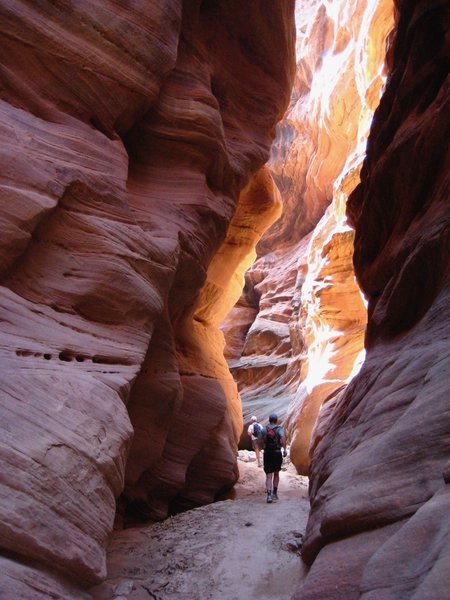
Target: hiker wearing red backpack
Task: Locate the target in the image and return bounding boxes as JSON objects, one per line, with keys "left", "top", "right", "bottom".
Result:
{"left": 260, "top": 414, "right": 287, "bottom": 503}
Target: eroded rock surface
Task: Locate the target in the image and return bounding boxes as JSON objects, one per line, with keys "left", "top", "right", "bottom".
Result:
{"left": 296, "top": 0, "right": 450, "bottom": 597}
{"left": 0, "top": 1, "right": 295, "bottom": 596}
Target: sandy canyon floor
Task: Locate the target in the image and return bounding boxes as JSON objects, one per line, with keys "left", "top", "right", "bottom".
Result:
{"left": 92, "top": 452, "right": 310, "bottom": 600}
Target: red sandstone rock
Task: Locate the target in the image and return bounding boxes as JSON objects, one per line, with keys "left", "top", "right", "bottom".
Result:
{"left": 296, "top": 0, "right": 450, "bottom": 597}
{"left": 3, "top": 0, "right": 447, "bottom": 597}
{"left": 0, "top": 0, "right": 295, "bottom": 596}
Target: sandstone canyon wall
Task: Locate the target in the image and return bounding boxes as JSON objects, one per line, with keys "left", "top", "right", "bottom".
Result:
{"left": 223, "top": 0, "right": 394, "bottom": 471}
{"left": 0, "top": 1, "right": 295, "bottom": 597}
{"left": 296, "top": 0, "right": 450, "bottom": 597}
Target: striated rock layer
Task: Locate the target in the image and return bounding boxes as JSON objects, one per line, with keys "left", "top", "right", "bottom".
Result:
{"left": 0, "top": 1, "right": 295, "bottom": 597}
{"left": 296, "top": 0, "right": 450, "bottom": 597}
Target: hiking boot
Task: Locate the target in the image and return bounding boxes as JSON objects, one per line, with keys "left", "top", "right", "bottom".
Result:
{"left": 266, "top": 492, "right": 273, "bottom": 503}
{"left": 272, "top": 492, "right": 278, "bottom": 502}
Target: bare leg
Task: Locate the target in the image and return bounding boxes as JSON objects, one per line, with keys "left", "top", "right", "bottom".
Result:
{"left": 266, "top": 472, "right": 274, "bottom": 492}
{"left": 255, "top": 446, "right": 261, "bottom": 466}
{"left": 273, "top": 472, "right": 280, "bottom": 490}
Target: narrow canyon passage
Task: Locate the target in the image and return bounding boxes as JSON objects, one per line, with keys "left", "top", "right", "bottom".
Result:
{"left": 92, "top": 455, "right": 311, "bottom": 600}
{"left": 0, "top": 1, "right": 448, "bottom": 599}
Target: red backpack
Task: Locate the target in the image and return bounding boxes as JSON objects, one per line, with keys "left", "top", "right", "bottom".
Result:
{"left": 265, "top": 425, "right": 281, "bottom": 452}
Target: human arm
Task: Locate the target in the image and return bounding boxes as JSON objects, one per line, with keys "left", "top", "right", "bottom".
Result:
{"left": 280, "top": 428, "right": 287, "bottom": 457}
{"left": 258, "top": 427, "right": 266, "bottom": 447}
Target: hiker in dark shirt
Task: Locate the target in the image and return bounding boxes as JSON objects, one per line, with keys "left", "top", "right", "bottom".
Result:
{"left": 260, "top": 413, "right": 287, "bottom": 503}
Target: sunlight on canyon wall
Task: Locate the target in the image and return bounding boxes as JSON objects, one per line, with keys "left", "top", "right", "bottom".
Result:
{"left": 223, "top": 0, "right": 394, "bottom": 474}
{"left": 296, "top": 0, "right": 450, "bottom": 595}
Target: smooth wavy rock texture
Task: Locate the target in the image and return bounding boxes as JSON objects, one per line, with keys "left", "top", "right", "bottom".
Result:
{"left": 0, "top": 1, "right": 295, "bottom": 597}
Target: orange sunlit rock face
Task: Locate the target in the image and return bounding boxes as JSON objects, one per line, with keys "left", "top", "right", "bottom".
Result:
{"left": 285, "top": 178, "right": 367, "bottom": 474}
{"left": 296, "top": 0, "right": 450, "bottom": 597}
{"left": 0, "top": 1, "right": 295, "bottom": 596}
{"left": 223, "top": 0, "right": 394, "bottom": 473}
{"left": 123, "top": 166, "right": 283, "bottom": 520}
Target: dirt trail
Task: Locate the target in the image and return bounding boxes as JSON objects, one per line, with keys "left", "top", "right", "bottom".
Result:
{"left": 92, "top": 452, "right": 310, "bottom": 600}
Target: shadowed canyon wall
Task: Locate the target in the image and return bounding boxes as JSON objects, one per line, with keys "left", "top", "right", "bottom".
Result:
{"left": 0, "top": 1, "right": 295, "bottom": 596}
{"left": 296, "top": 0, "right": 450, "bottom": 597}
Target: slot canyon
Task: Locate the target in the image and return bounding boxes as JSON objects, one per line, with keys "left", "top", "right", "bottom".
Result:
{"left": 0, "top": 0, "right": 448, "bottom": 598}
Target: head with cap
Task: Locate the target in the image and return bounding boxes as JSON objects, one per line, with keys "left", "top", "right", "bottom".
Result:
{"left": 251, "top": 416, "right": 257, "bottom": 422}
{"left": 269, "top": 413, "right": 278, "bottom": 423}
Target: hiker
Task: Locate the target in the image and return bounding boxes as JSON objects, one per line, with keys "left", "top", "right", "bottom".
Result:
{"left": 260, "top": 413, "right": 287, "bottom": 503}
{"left": 247, "top": 416, "right": 262, "bottom": 467}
